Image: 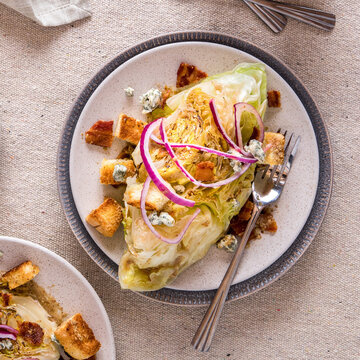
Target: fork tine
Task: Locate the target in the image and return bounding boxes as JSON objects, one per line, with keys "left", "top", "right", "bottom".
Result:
{"left": 275, "top": 135, "right": 301, "bottom": 186}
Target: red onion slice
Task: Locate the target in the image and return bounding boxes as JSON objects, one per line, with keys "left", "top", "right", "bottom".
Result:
{"left": 0, "top": 325, "right": 18, "bottom": 335}
{"left": 140, "top": 177, "right": 201, "bottom": 244}
{"left": 209, "top": 99, "right": 242, "bottom": 153}
{"left": 140, "top": 118, "right": 195, "bottom": 207}
{"left": 234, "top": 102, "right": 264, "bottom": 152}
{"left": 0, "top": 330, "right": 16, "bottom": 340}
{"left": 159, "top": 120, "right": 251, "bottom": 188}
{"left": 150, "top": 135, "right": 257, "bottom": 164}
{"left": 209, "top": 99, "right": 265, "bottom": 158}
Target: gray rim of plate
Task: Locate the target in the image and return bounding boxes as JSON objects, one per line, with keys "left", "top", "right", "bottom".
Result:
{"left": 57, "top": 31, "right": 333, "bottom": 306}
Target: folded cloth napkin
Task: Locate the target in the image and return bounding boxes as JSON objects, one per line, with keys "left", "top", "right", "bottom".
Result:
{"left": 1, "top": 0, "right": 91, "bottom": 26}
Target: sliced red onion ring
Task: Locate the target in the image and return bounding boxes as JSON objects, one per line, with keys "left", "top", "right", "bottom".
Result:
{"left": 0, "top": 325, "right": 18, "bottom": 335}
{"left": 159, "top": 120, "right": 251, "bottom": 188}
{"left": 209, "top": 99, "right": 265, "bottom": 158}
{"left": 0, "top": 330, "right": 16, "bottom": 340}
{"left": 209, "top": 99, "right": 242, "bottom": 153}
{"left": 234, "top": 102, "right": 264, "bottom": 154}
{"left": 140, "top": 118, "right": 195, "bottom": 207}
{"left": 140, "top": 177, "right": 201, "bottom": 244}
{"left": 150, "top": 134, "right": 257, "bottom": 164}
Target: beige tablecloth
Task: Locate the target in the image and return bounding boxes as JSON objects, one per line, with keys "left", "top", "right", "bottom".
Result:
{"left": 0, "top": 1, "right": 359, "bottom": 359}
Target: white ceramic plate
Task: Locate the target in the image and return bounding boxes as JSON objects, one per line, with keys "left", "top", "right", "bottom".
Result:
{"left": 0, "top": 236, "right": 116, "bottom": 359}
{"left": 58, "top": 32, "right": 332, "bottom": 305}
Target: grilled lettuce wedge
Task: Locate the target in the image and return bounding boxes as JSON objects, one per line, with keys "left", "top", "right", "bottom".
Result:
{"left": 119, "top": 63, "right": 267, "bottom": 291}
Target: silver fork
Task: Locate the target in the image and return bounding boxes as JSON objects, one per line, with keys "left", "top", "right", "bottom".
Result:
{"left": 246, "top": 0, "right": 336, "bottom": 31}
{"left": 243, "top": 0, "right": 287, "bottom": 33}
{"left": 191, "top": 132, "right": 301, "bottom": 352}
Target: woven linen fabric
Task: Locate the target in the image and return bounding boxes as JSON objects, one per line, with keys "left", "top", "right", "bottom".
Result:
{"left": 0, "top": 0, "right": 91, "bottom": 26}
{"left": 0, "top": 1, "right": 359, "bottom": 359}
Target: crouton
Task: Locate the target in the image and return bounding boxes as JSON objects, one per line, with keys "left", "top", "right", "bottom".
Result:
{"left": 258, "top": 213, "right": 278, "bottom": 233}
{"left": 114, "top": 113, "right": 145, "bottom": 145}
{"left": 100, "top": 159, "right": 136, "bottom": 185}
{"left": 55, "top": 313, "right": 101, "bottom": 360}
{"left": 2, "top": 261, "right": 39, "bottom": 290}
{"left": 19, "top": 321, "right": 44, "bottom": 346}
{"left": 236, "top": 200, "right": 254, "bottom": 221}
{"left": 85, "top": 120, "right": 114, "bottom": 147}
{"left": 263, "top": 132, "right": 285, "bottom": 165}
{"left": 124, "top": 182, "right": 169, "bottom": 211}
{"left": 194, "top": 161, "right": 215, "bottom": 182}
{"left": 176, "top": 62, "right": 208, "bottom": 88}
{"left": 86, "top": 198, "right": 123, "bottom": 237}
{"left": 231, "top": 203, "right": 277, "bottom": 241}
{"left": 267, "top": 90, "right": 281, "bottom": 107}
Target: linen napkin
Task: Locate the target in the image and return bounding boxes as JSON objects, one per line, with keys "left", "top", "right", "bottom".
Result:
{"left": 0, "top": 0, "right": 91, "bottom": 26}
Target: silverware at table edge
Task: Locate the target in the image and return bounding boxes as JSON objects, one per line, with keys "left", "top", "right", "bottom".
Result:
{"left": 192, "top": 131, "right": 301, "bottom": 352}
{"left": 243, "top": 0, "right": 287, "bottom": 33}
{"left": 246, "top": 0, "right": 335, "bottom": 31}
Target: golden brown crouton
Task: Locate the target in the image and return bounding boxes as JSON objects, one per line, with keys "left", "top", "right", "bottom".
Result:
{"left": 114, "top": 113, "right": 145, "bottom": 145}
{"left": 230, "top": 202, "right": 277, "bottom": 241}
{"left": 258, "top": 213, "right": 278, "bottom": 233}
{"left": 176, "top": 62, "right": 208, "bottom": 88}
{"left": 55, "top": 313, "right": 101, "bottom": 360}
{"left": 124, "top": 182, "right": 169, "bottom": 211}
{"left": 100, "top": 159, "right": 136, "bottom": 185}
{"left": 236, "top": 200, "right": 254, "bottom": 221}
{"left": 2, "top": 261, "right": 39, "bottom": 290}
{"left": 194, "top": 161, "right": 215, "bottom": 182}
{"left": 85, "top": 120, "right": 114, "bottom": 147}
{"left": 267, "top": 90, "right": 281, "bottom": 107}
{"left": 263, "top": 132, "right": 285, "bottom": 165}
{"left": 86, "top": 198, "right": 123, "bottom": 237}
{"left": 19, "top": 321, "right": 44, "bottom": 346}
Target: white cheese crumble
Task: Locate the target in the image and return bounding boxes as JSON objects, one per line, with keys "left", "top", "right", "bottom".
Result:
{"left": 124, "top": 87, "right": 135, "bottom": 97}
{"left": 173, "top": 185, "right": 185, "bottom": 194}
{"left": 244, "top": 139, "right": 265, "bottom": 162}
{"left": 113, "top": 164, "right": 127, "bottom": 182}
{"left": 148, "top": 211, "right": 175, "bottom": 227}
{"left": 139, "top": 88, "right": 162, "bottom": 114}
{"left": 217, "top": 234, "right": 238, "bottom": 252}
{"left": 228, "top": 149, "right": 243, "bottom": 172}
{"left": 0, "top": 339, "right": 13, "bottom": 350}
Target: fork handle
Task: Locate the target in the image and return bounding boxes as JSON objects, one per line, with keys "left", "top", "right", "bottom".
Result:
{"left": 191, "top": 204, "right": 263, "bottom": 352}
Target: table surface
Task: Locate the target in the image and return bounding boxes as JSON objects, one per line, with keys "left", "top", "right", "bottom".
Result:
{"left": 0, "top": 1, "right": 359, "bottom": 359}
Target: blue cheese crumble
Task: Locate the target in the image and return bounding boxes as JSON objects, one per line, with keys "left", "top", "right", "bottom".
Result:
{"left": 124, "top": 87, "right": 135, "bottom": 97}
{"left": 217, "top": 234, "right": 238, "bottom": 252}
{"left": 244, "top": 139, "right": 265, "bottom": 162}
{"left": 113, "top": 164, "right": 127, "bottom": 182}
{"left": 173, "top": 184, "right": 185, "bottom": 194}
{"left": 0, "top": 339, "right": 13, "bottom": 350}
{"left": 228, "top": 149, "right": 243, "bottom": 172}
{"left": 139, "top": 88, "right": 162, "bottom": 114}
{"left": 148, "top": 211, "right": 175, "bottom": 227}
